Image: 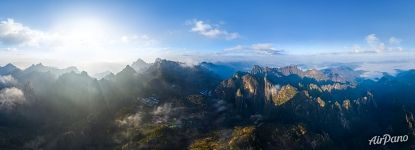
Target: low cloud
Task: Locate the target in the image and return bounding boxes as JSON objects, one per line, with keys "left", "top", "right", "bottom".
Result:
{"left": 251, "top": 43, "right": 284, "bottom": 55}
{"left": 117, "top": 112, "right": 143, "bottom": 128}
{"left": 353, "top": 34, "right": 404, "bottom": 53}
{"left": 224, "top": 43, "right": 284, "bottom": 55}
{"left": 153, "top": 103, "right": 172, "bottom": 116}
{"left": 0, "top": 75, "right": 18, "bottom": 86}
{"left": 188, "top": 19, "right": 240, "bottom": 40}
{"left": 152, "top": 103, "right": 174, "bottom": 124}
{"left": 0, "top": 87, "right": 26, "bottom": 111}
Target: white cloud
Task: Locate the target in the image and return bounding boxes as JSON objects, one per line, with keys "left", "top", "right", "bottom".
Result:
{"left": 0, "top": 87, "right": 25, "bottom": 111}
{"left": 0, "top": 18, "right": 45, "bottom": 46}
{"left": 188, "top": 19, "right": 240, "bottom": 40}
{"left": 224, "top": 45, "right": 244, "bottom": 51}
{"left": 0, "top": 75, "right": 17, "bottom": 86}
{"left": 153, "top": 103, "right": 172, "bottom": 116}
{"left": 366, "top": 34, "right": 385, "bottom": 53}
{"left": 224, "top": 43, "right": 284, "bottom": 55}
{"left": 389, "top": 37, "right": 402, "bottom": 45}
{"left": 251, "top": 43, "right": 284, "bottom": 55}
{"left": 0, "top": 18, "right": 159, "bottom": 50}
{"left": 117, "top": 112, "right": 143, "bottom": 127}
{"left": 351, "top": 34, "right": 404, "bottom": 53}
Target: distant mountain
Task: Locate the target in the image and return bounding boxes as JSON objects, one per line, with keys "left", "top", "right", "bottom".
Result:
{"left": 0, "top": 63, "right": 21, "bottom": 75}
{"left": 23, "top": 63, "right": 79, "bottom": 77}
{"left": 250, "top": 65, "right": 362, "bottom": 83}
{"left": 142, "top": 58, "right": 222, "bottom": 95}
{"left": 322, "top": 66, "right": 363, "bottom": 83}
{"left": 93, "top": 71, "right": 113, "bottom": 79}
{"left": 200, "top": 61, "right": 254, "bottom": 79}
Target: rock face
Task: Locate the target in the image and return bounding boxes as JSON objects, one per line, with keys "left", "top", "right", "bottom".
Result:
{"left": 214, "top": 64, "right": 409, "bottom": 149}
{"left": 216, "top": 65, "right": 366, "bottom": 116}
{"left": 273, "top": 84, "right": 297, "bottom": 106}
{"left": 316, "top": 97, "right": 325, "bottom": 108}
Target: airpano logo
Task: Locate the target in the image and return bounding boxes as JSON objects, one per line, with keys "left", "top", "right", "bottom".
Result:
{"left": 368, "top": 134, "right": 408, "bottom": 145}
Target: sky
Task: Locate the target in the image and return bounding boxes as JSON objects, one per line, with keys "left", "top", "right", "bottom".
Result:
{"left": 0, "top": 0, "right": 415, "bottom": 75}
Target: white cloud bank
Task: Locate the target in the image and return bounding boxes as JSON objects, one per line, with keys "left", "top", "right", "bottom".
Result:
{"left": 0, "top": 19, "right": 45, "bottom": 46}
{"left": 188, "top": 19, "right": 240, "bottom": 40}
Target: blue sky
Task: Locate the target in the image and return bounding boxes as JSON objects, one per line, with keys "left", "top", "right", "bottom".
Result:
{"left": 0, "top": 0, "right": 415, "bottom": 75}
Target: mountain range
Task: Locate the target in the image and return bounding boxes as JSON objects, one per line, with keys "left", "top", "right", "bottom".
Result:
{"left": 0, "top": 59, "right": 414, "bottom": 149}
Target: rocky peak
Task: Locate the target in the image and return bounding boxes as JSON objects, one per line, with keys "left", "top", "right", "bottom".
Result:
{"left": 131, "top": 58, "right": 150, "bottom": 72}
{"left": 250, "top": 65, "right": 265, "bottom": 75}
{"left": 151, "top": 58, "right": 183, "bottom": 70}
{"left": 3, "top": 63, "right": 17, "bottom": 69}
{"left": 26, "top": 63, "right": 45, "bottom": 71}
{"left": 304, "top": 69, "right": 326, "bottom": 80}
{"left": 278, "top": 65, "right": 304, "bottom": 76}
{"left": 119, "top": 65, "right": 137, "bottom": 75}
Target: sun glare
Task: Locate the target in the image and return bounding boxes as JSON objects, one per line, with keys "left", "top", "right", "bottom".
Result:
{"left": 52, "top": 17, "right": 110, "bottom": 46}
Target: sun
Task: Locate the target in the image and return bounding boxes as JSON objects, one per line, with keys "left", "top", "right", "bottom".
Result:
{"left": 52, "top": 17, "right": 110, "bottom": 46}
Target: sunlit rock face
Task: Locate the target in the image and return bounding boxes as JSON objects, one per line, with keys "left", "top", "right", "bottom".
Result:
{"left": 273, "top": 84, "right": 297, "bottom": 106}
{"left": 316, "top": 97, "right": 325, "bottom": 108}
{"left": 215, "top": 64, "right": 387, "bottom": 145}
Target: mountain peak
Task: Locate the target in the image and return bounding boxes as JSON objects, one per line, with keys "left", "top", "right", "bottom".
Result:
{"left": 133, "top": 58, "right": 147, "bottom": 64}
{"left": 154, "top": 58, "right": 163, "bottom": 63}
{"left": 0, "top": 63, "right": 20, "bottom": 75}
{"left": 131, "top": 58, "right": 150, "bottom": 72}
{"left": 34, "top": 63, "right": 45, "bottom": 67}
{"left": 250, "top": 65, "right": 265, "bottom": 75}
{"left": 93, "top": 71, "right": 113, "bottom": 79}
{"left": 66, "top": 66, "right": 78, "bottom": 71}
{"left": 4, "top": 63, "right": 17, "bottom": 68}
{"left": 152, "top": 58, "right": 183, "bottom": 69}
{"left": 120, "top": 65, "right": 137, "bottom": 74}
{"left": 278, "top": 65, "right": 304, "bottom": 76}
